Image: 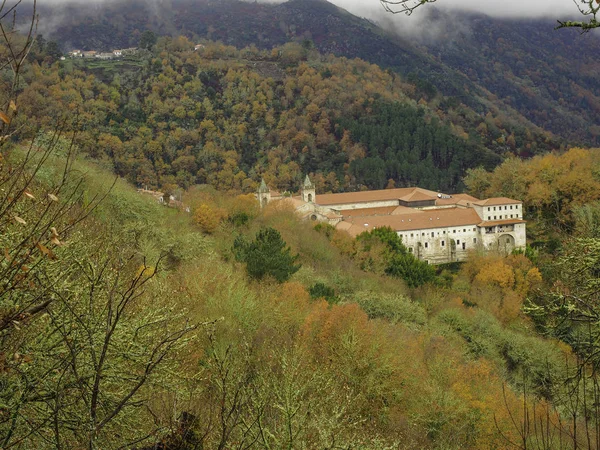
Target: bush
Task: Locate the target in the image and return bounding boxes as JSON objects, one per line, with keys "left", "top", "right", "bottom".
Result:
{"left": 309, "top": 282, "right": 339, "bottom": 304}
{"left": 353, "top": 291, "right": 426, "bottom": 326}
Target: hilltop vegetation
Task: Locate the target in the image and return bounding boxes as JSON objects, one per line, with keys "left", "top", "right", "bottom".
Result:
{"left": 18, "top": 38, "right": 554, "bottom": 195}
{"left": 35, "top": 0, "right": 600, "bottom": 146}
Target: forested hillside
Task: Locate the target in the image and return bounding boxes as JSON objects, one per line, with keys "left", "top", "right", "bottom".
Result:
{"left": 5, "top": 2, "right": 600, "bottom": 449}
{"left": 18, "top": 38, "right": 555, "bottom": 194}
{"left": 34, "top": 0, "right": 600, "bottom": 145}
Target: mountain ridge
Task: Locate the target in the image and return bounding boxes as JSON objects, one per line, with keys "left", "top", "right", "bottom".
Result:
{"left": 35, "top": 0, "right": 600, "bottom": 145}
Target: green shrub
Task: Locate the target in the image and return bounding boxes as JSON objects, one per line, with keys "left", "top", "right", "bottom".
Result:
{"left": 309, "top": 282, "right": 339, "bottom": 304}
{"left": 353, "top": 291, "right": 426, "bottom": 326}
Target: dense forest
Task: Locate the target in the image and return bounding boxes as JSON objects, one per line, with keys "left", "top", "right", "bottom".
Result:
{"left": 33, "top": 0, "right": 600, "bottom": 145}
{"left": 19, "top": 37, "right": 554, "bottom": 195}
{"left": 3, "top": 3, "right": 600, "bottom": 449}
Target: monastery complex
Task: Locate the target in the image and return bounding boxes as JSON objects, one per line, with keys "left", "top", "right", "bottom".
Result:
{"left": 257, "top": 176, "right": 526, "bottom": 265}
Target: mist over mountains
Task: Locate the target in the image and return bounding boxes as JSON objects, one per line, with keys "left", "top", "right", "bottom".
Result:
{"left": 35, "top": 0, "right": 600, "bottom": 146}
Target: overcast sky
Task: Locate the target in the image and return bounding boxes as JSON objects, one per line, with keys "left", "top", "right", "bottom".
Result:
{"left": 257, "top": 0, "right": 583, "bottom": 20}
{"left": 334, "top": 0, "right": 580, "bottom": 19}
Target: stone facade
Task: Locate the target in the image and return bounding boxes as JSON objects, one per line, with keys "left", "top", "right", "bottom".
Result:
{"left": 257, "top": 177, "right": 526, "bottom": 264}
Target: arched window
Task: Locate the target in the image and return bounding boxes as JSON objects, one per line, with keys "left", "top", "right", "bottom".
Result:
{"left": 308, "top": 193, "right": 313, "bottom": 202}
{"left": 311, "top": 214, "right": 317, "bottom": 221}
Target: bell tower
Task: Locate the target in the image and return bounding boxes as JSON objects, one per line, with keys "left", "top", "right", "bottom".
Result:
{"left": 257, "top": 178, "right": 271, "bottom": 208}
{"left": 301, "top": 175, "right": 316, "bottom": 203}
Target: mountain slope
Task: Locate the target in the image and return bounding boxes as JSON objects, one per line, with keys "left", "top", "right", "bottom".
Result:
{"left": 36, "top": 0, "right": 600, "bottom": 146}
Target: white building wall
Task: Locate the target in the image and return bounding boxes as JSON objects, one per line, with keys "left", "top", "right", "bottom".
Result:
{"left": 480, "top": 223, "right": 526, "bottom": 254}
{"left": 397, "top": 225, "right": 481, "bottom": 264}
{"left": 480, "top": 203, "right": 523, "bottom": 222}
{"left": 325, "top": 200, "right": 400, "bottom": 210}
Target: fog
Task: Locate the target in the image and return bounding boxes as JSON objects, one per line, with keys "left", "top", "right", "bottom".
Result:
{"left": 331, "top": 0, "right": 580, "bottom": 20}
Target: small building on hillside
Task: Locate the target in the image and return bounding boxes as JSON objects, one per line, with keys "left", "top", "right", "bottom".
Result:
{"left": 82, "top": 51, "right": 97, "bottom": 58}
{"left": 95, "top": 52, "right": 114, "bottom": 60}
{"left": 257, "top": 177, "right": 526, "bottom": 264}
{"left": 121, "top": 47, "right": 138, "bottom": 55}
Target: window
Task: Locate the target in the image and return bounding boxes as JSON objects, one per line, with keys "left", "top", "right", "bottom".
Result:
{"left": 453, "top": 230, "right": 456, "bottom": 233}
{"left": 463, "top": 229, "right": 466, "bottom": 232}
{"left": 506, "top": 238, "right": 511, "bottom": 244}
{"left": 409, "top": 247, "right": 413, "bottom": 253}
{"left": 431, "top": 232, "right": 434, "bottom": 237}
{"left": 473, "top": 228, "right": 476, "bottom": 232}
{"left": 493, "top": 207, "right": 496, "bottom": 211}
{"left": 510, "top": 205, "right": 513, "bottom": 209}
{"left": 411, "top": 233, "right": 414, "bottom": 238}
{"left": 510, "top": 214, "right": 513, "bottom": 218}
{"left": 457, "top": 239, "right": 460, "bottom": 244}
{"left": 310, "top": 214, "right": 317, "bottom": 221}
{"left": 462, "top": 242, "right": 466, "bottom": 250}
{"left": 473, "top": 238, "right": 477, "bottom": 243}
{"left": 422, "top": 233, "right": 425, "bottom": 236}
{"left": 504, "top": 206, "right": 507, "bottom": 210}
{"left": 494, "top": 216, "right": 497, "bottom": 220}
{"left": 424, "top": 242, "right": 429, "bottom": 248}
{"left": 488, "top": 207, "right": 490, "bottom": 211}
{"left": 443, "top": 231, "right": 446, "bottom": 234}
{"left": 441, "top": 240, "right": 445, "bottom": 247}
{"left": 488, "top": 216, "right": 491, "bottom": 220}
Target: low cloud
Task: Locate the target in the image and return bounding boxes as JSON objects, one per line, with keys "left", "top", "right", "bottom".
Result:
{"left": 330, "top": 0, "right": 580, "bottom": 19}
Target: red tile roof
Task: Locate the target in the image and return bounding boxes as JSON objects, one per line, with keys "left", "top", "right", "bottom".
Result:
{"left": 479, "top": 218, "right": 526, "bottom": 227}
{"left": 316, "top": 187, "right": 440, "bottom": 206}
{"left": 338, "top": 207, "right": 482, "bottom": 235}
{"left": 474, "top": 197, "right": 522, "bottom": 206}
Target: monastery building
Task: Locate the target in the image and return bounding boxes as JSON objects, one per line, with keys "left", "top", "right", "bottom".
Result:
{"left": 257, "top": 176, "right": 526, "bottom": 264}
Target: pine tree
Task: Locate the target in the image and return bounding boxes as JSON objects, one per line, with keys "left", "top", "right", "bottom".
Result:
{"left": 233, "top": 227, "right": 301, "bottom": 282}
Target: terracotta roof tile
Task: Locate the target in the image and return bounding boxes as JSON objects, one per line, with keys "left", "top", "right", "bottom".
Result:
{"left": 474, "top": 197, "right": 522, "bottom": 206}
{"left": 316, "top": 187, "right": 440, "bottom": 206}
{"left": 391, "top": 205, "right": 424, "bottom": 215}
{"left": 341, "top": 206, "right": 398, "bottom": 217}
{"left": 479, "top": 218, "right": 526, "bottom": 227}
{"left": 340, "top": 207, "right": 482, "bottom": 233}
{"left": 435, "top": 193, "right": 480, "bottom": 206}
{"left": 398, "top": 189, "right": 438, "bottom": 202}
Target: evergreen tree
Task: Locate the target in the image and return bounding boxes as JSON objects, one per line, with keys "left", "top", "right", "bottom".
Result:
{"left": 233, "top": 227, "right": 301, "bottom": 282}
{"left": 357, "top": 226, "right": 436, "bottom": 288}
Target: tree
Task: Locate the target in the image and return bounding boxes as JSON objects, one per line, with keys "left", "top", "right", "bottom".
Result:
{"left": 233, "top": 227, "right": 300, "bottom": 282}
{"left": 139, "top": 30, "right": 158, "bottom": 50}
{"left": 0, "top": 4, "right": 199, "bottom": 447}
{"left": 357, "top": 227, "right": 436, "bottom": 287}
{"left": 194, "top": 203, "right": 227, "bottom": 233}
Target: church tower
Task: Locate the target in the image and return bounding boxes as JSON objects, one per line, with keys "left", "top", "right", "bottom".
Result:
{"left": 301, "top": 175, "right": 316, "bottom": 203}
{"left": 258, "top": 178, "right": 271, "bottom": 208}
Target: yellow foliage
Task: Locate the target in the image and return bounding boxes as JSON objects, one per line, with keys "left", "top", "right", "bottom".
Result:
{"left": 193, "top": 203, "right": 227, "bottom": 233}
{"left": 474, "top": 260, "right": 515, "bottom": 289}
